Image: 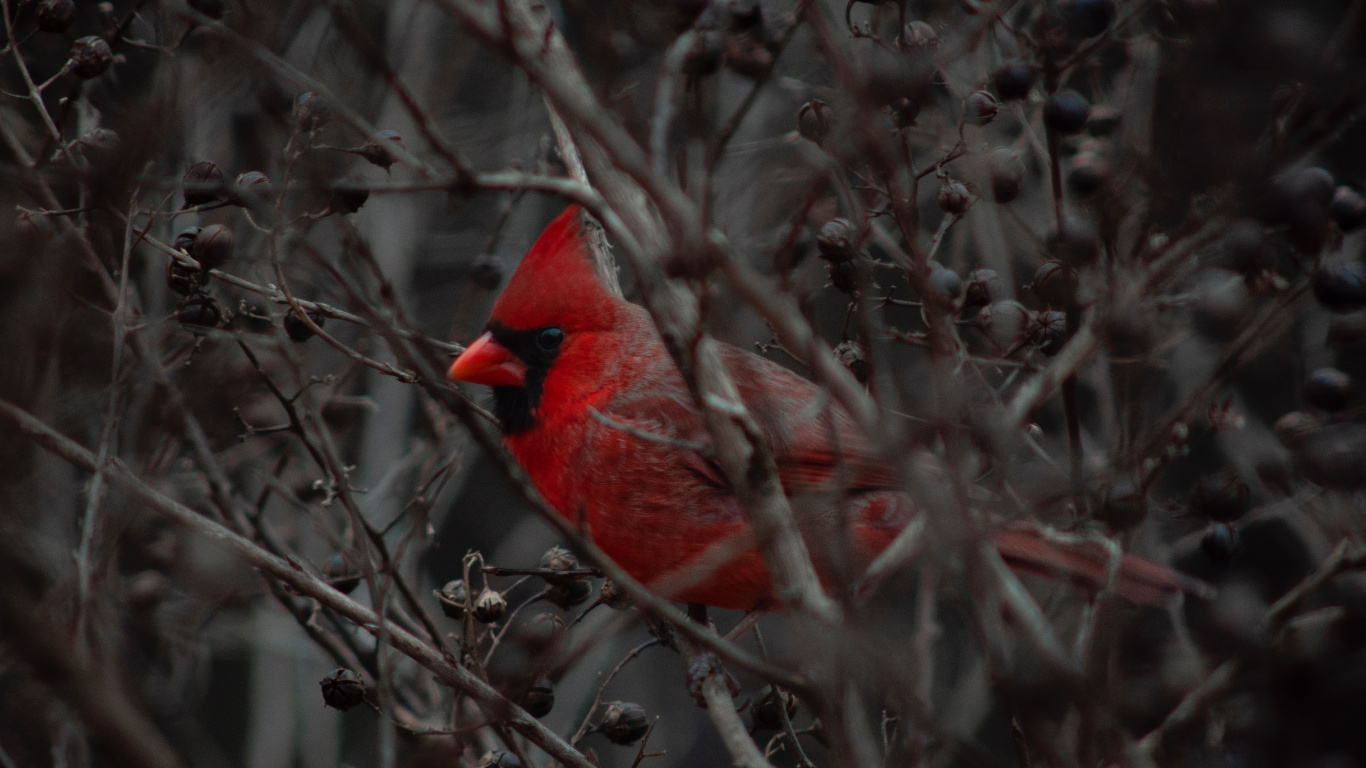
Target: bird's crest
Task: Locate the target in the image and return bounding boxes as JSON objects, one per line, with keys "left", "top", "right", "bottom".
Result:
{"left": 489, "top": 205, "right": 623, "bottom": 332}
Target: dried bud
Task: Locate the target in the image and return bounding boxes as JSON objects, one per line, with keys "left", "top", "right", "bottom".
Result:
{"left": 978, "top": 300, "right": 1032, "bottom": 352}
{"left": 469, "top": 254, "right": 505, "bottom": 290}
{"left": 1096, "top": 480, "right": 1147, "bottom": 530}
{"left": 191, "top": 224, "right": 234, "bottom": 270}
{"left": 283, "top": 309, "right": 325, "bottom": 343}
{"left": 833, "top": 340, "right": 871, "bottom": 384}
{"left": 547, "top": 580, "right": 592, "bottom": 608}
{"left": 173, "top": 229, "right": 202, "bottom": 256}
{"left": 293, "top": 91, "right": 329, "bottom": 132}
{"left": 70, "top": 36, "right": 113, "bottom": 79}
{"left": 177, "top": 293, "right": 222, "bottom": 332}
{"left": 816, "top": 218, "right": 857, "bottom": 263}
{"left": 991, "top": 59, "right": 1035, "bottom": 100}
{"left": 1191, "top": 472, "right": 1249, "bottom": 523}
{"left": 188, "top": 0, "right": 225, "bottom": 19}
{"left": 165, "top": 260, "right": 202, "bottom": 295}
{"left": 988, "top": 147, "right": 1026, "bottom": 203}
{"left": 1305, "top": 367, "right": 1353, "bottom": 412}
{"left": 539, "top": 546, "right": 583, "bottom": 583}
{"left": 473, "top": 588, "right": 508, "bottom": 623}
{"left": 518, "top": 612, "right": 565, "bottom": 652}
{"left": 1331, "top": 186, "right": 1366, "bottom": 232}
{"left": 796, "top": 100, "right": 831, "bottom": 145}
{"left": 330, "top": 175, "right": 369, "bottom": 215}
{"left": 1030, "top": 260, "right": 1079, "bottom": 308}
{"left": 182, "top": 161, "right": 226, "bottom": 207}
{"left": 599, "top": 577, "right": 629, "bottom": 609}
{"left": 323, "top": 553, "right": 361, "bottom": 594}
{"left": 1086, "top": 105, "right": 1122, "bottom": 136}
{"left": 1066, "top": 152, "right": 1109, "bottom": 197}
{"left": 233, "top": 171, "right": 272, "bottom": 206}
{"left": 964, "top": 90, "right": 998, "bottom": 126}
{"left": 600, "top": 701, "right": 650, "bottom": 745}
{"left": 434, "top": 579, "right": 469, "bottom": 620}
{"left": 1043, "top": 89, "right": 1091, "bottom": 135}
{"left": 37, "top": 0, "right": 76, "bottom": 33}
{"left": 1201, "top": 523, "right": 1240, "bottom": 566}
{"left": 890, "top": 96, "right": 920, "bottom": 129}
{"left": 936, "top": 180, "right": 972, "bottom": 215}
{"left": 1313, "top": 262, "right": 1366, "bottom": 314}
{"left": 1031, "top": 310, "right": 1067, "bottom": 356}
{"left": 319, "top": 668, "right": 365, "bottom": 711}
{"left": 520, "top": 678, "right": 555, "bottom": 718}
{"left": 356, "top": 130, "right": 403, "bottom": 169}
{"left": 957, "top": 269, "right": 998, "bottom": 311}
{"left": 750, "top": 689, "right": 798, "bottom": 731}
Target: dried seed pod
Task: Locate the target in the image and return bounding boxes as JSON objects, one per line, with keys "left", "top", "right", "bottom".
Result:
{"left": 293, "top": 91, "right": 329, "bottom": 132}
{"left": 234, "top": 171, "right": 272, "bottom": 206}
{"left": 323, "top": 553, "right": 361, "bottom": 594}
{"left": 978, "top": 300, "right": 1032, "bottom": 352}
{"left": 833, "top": 340, "right": 871, "bottom": 384}
{"left": 936, "top": 180, "right": 972, "bottom": 215}
{"left": 750, "top": 689, "right": 798, "bottom": 731}
{"left": 434, "top": 579, "right": 469, "bottom": 620}
{"left": 1043, "top": 89, "right": 1091, "bottom": 135}
{"left": 473, "top": 588, "right": 508, "bottom": 624}
{"left": 538, "top": 546, "right": 583, "bottom": 583}
{"left": 1031, "top": 310, "right": 1067, "bottom": 356}
{"left": 964, "top": 269, "right": 1000, "bottom": 310}
{"left": 518, "top": 612, "right": 565, "bottom": 652}
{"left": 1191, "top": 472, "right": 1250, "bottom": 523}
{"left": 988, "top": 147, "right": 1025, "bottom": 203}
{"left": 926, "top": 262, "right": 964, "bottom": 307}
{"left": 829, "top": 259, "right": 860, "bottom": 294}
{"left": 37, "top": 0, "right": 76, "bottom": 32}
{"left": 1313, "top": 262, "right": 1366, "bottom": 314}
{"left": 547, "top": 579, "right": 592, "bottom": 608}
{"left": 1330, "top": 186, "right": 1366, "bottom": 232}
{"left": 1201, "top": 523, "right": 1240, "bottom": 567}
{"left": 182, "top": 162, "right": 226, "bottom": 207}
{"left": 599, "top": 577, "right": 629, "bottom": 609}
{"left": 330, "top": 175, "right": 369, "bottom": 215}
{"left": 1066, "top": 152, "right": 1109, "bottom": 197}
{"left": 1030, "top": 260, "right": 1079, "bottom": 308}
{"left": 890, "top": 96, "right": 920, "bottom": 129}
{"left": 1096, "top": 480, "right": 1147, "bottom": 530}
{"left": 600, "top": 701, "right": 650, "bottom": 745}
{"left": 70, "top": 36, "right": 113, "bottom": 79}
{"left": 796, "top": 100, "right": 831, "bottom": 145}
{"left": 165, "top": 260, "right": 202, "bottom": 296}
{"left": 191, "top": 224, "right": 234, "bottom": 270}
{"left": 359, "top": 129, "right": 404, "bottom": 170}
{"left": 991, "top": 59, "right": 1034, "bottom": 101}
{"left": 319, "top": 668, "right": 365, "bottom": 711}
{"left": 177, "top": 293, "right": 222, "bottom": 332}
{"left": 964, "top": 90, "right": 998, "bottom": 126}
{"left": 816, "top": 218, "right": 856, "bottom": 263}
{"left": 520, "top": 678, "right": 555, "bottom": 718}
{"left": 467, "top": 253, "right": 505, "bottom": 290}
{"left": 173, "top": 226, "right": 202, "bottom": 254}
{"left": 900, "top": 20, "right": 938, "bottom": 49}
{"left": 283, "top": 309, "right": 325, "bottom": 343}
{"left": 1305, "top": 367, "right": 1353, "bottom": 412}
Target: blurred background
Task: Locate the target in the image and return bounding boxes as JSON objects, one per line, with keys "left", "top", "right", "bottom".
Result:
{"left": 2, "top": 0, "right": 1366, "bottom": 766}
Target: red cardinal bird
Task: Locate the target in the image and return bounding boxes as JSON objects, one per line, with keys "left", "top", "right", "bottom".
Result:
{"left": 448, "top": 206, "right": 1204, "bottom": 610}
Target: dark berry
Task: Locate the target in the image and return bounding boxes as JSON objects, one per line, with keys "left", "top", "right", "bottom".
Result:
{"left": 173, "top": 227, "right": 202, "bottom": 254}
{"left": 70, "top": 36, "right": 113, "bottom": 79}
{"left": 817, "top": 218, "right": 856, "bottom": 262}
{"left": 600, "top": 701, "right": 650, "bottom": 745}
{"left": 322, "top": 553, "right": 361, "bottom": 594}
{"left": 890, "top": 97, "right": 920, "bottom": 129}
{"left": 964, "top": 269, "right": 1000, "bottom": 310}
{"left": 1312, "top": 262, "right": 1366, "bottom": 313}
{"left": 517, "top": 612, "right": 565, "bottom": 652}
{"left": 520, "top": 678, "right": 554, "bottom": 718}
{"left": 434, "top": 579, "right": 468, "bottom": 620}
{"left": 546, "top": 579, "right": 591, "bottom": 608}
{"left": 190, "top": 224, "right": 234, "bottom": 270}
{"left": 991, "top": 59, "right": 1034, "bottom": 101}
{"left": 1191, "top": 472, "right": 1250, "bottom": 523}
{"left": 319, "top": 668, "right": 365, "bottom": 711}
{"left": 829, "top": 260, "right": 859, "bottom": 294}
{"left": 1192, "top": 269, "right": 1250, "bottom": 341}
{"left": 1030, "top": 260, "right": 1079, "bottom": 308}
{"left": 1304, "top": 367, "right": 1353, "bottom": 412}
{"left": 1031, "top": 310, "right": 1067, "bottom": 356}
{"left": 358, "top": 130, "right": 404, "bottom": 170}
{"left": 988, "top": 147, "right": 1025, "bottom": 203}
{"left": 1331, "top": 186, "right": 1366, "bottom": 231}
{"left": 165, "top": 260, "right": 201, "bottom": 295}
{"left": 1066, "top": 152, "right": 1108, "bottom": 197}
{"left": 1043, "top": 89, "right": 1091, "bottom": 135}
{"left": 964, "top": 90, "right": 998, "bottom": 126}
{"left": 978, "top": 300, "right": 1032, "bottom": 352}
{"left": 927, "top": 263, "right": 964, "bottom": 307}
{"left": 37, "top": 0, "right": 76, "bottom": 32}
{"left": 233, "top": 171, "right": 272, "bottom": 206}
{"left": 293, "top": 91, "right": 329, "bottom": 132}
{"left": 177, "top": 293, "right": 222, "bottom": 332}
{"left": 182, "top": 162, "right": 225, "bottom": 207}
{"left": 1222, "top": 219, "right": 1272, "bottom": 275}
{"left": 1201, "top": 524, "right": 1240, "bottom": 566}
{"left": 283, "top": 309, "right": 325, "bottom": 343}
{"left": 1086, "top": 105, "right": 1121, "bottom": 136}
{"left": 330, "top": 175, "right": 370, "bottom": 215}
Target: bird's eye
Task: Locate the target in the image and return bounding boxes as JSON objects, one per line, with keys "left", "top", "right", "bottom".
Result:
{"left": 536, "top": 326, "right": 564, "bottom": 352}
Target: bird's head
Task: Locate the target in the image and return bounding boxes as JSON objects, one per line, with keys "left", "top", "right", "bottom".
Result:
{"left": 447, "top": 205, "right": 624, "bottom": 433}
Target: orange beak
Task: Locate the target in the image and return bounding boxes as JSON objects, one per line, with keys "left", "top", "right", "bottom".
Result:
{"left": 447, "top": 332, "right": 527, "bottom": 387}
